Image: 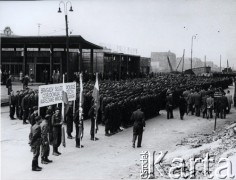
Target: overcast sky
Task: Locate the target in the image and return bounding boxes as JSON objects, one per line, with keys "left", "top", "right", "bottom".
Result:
{"left": 0, "top": 0, "right": 236, "bottom": 67}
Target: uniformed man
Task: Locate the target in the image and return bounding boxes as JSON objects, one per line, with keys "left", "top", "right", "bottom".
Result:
{"left": 88, "top": 103, "right": 98, "bottom": 141}
{"left": 29, "top": 116, "right": 42, "bottom": 171}
{"left": 220, "top": 93, "right": 228, "bottom": 119}
{"left": 6, "top": 75, "right": 12, "bottom": 95}
{"left": 28, "top": 92, "right": 35, "bottom": 121}
{"left": 166, "top": 93, "right": 174, "bottom": 119}
{"left": 30, "top": 106, "right": 38, "bottom": 126}
{"left": 194, "top": 89, "right": 201, "bottom": 117}
{"left": 45, "top": 106, "right": 54, "bottom": 145}
{"left": 201, "top": 94, "right": 207, "bottom": 118}
{"left": 214, "top": 88, "right": 223, "bottom": 118}
{"left": 18, "top": 90, "right": 24, "bottom": 120}
{"left": 178, "top": 94, "right": 186, "bottom": 120}
{"left": 131, "top": 105, "right": 145, "bottom": 148}
{"left": 73, "top": 108, "right": 84, "bottom": 148}
{"left": 23, "top": 74, "right": 30, "bottom": 90}
{"left": 15, "top": 90, "right": 20, "bottom": 119}
{"left": 22, "top": 93, "right": 30, "bottom": 124}
{"left": 51, "top": 107, "right": 63, "bottom": 156}
{"left": 9, "top": 90, "right": 16, "bottom": 120}
{"left": 41, "top": 115, "right": 53, "bottom": 164}
{"left": 65, "top": 102, "right": 73, "bottom": 139}
{"left": 187, "top": 90, "right": 195, "bottom": 115}
{"left": 206, "top": 94, "right": 214, "bottom": 119}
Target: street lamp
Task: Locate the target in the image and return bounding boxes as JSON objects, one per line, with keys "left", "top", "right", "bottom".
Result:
{"left": 127, "top": 57, "right": 131, "bottom": 75}
{"left": 58, "top": 1, "right": 73, "bottom": 82}
{"left": 119, "top": 55, "right": 123, "bottom": 80}
{"left": 190, "top": 34, "right": 197, "bottom": 70}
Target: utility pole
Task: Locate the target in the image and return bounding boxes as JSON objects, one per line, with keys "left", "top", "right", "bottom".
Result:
{"left": 190, "top": 34, "right": 197, "bottom": 70}
{"left": 182, "top": 49, "right": 185, "bottom": 73}
{"left": 227, "top": 59, "right": 229, "bottom": 73}
{"left": 204, "top": 55, "right": 206, "bottom": 68}
{"left": 38, "top": 23, "right": 41, "bottom": 36}
{"left": 220, "top": 55, "right": 222, "bottom": 73}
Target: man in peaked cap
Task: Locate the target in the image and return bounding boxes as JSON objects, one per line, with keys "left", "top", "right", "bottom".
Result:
{"left": 15, "top": 90, "right": 20, "bottom": 119}
{"left": 9, "top": 90, "right": 16, "bottom": 120}
{"left": 30, "top": 106, "right": 39, "bottom": 126}
{"left": 22, "top": 93, "right": 30, "bottom": 124}
{"left": 41, "top": 114, "right": 53, "bottom": 164}
{"left": 30, "top": 116, "right": 42, "bottom": 171}
{"left": 51, "top": 107, "right": 63, "bottom": 155}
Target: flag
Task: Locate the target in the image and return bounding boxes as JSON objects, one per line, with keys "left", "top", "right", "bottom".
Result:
{"left": 62, "top": 126, "right": 66, "bottom": 147}
{"left": 62, "top": 89, "right": 68, "bottom": 104}
{"left": 92, "top": 73, "right": 100, "bottom": 112}
{"left": 62, "top": 79, "right": 69, "bottom": 104}
{"left": 62, "top": 75, "right": 69, "bottom": 118}
{"left": 79, "top": 73, "right": 84, "bottom": 140}
{"left": 79, "top": 73, "right": 84, "bottom": 108}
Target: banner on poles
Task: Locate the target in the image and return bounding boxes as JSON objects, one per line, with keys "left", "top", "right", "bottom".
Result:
{"left": 38, "top": 82, "right": 76, "bottom": 107}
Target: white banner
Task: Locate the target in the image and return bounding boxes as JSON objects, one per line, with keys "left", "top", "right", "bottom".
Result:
{"left": 38, "top": 82, "right": 76, "bottom": 107}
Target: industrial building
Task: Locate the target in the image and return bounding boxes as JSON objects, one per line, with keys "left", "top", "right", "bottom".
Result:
{"left": 150, "top": 51, "right": 176, "bottom": 72}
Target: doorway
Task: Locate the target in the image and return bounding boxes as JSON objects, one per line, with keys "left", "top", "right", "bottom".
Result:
{"left": 36, "top": 64, "right": 50, "bottom": 82}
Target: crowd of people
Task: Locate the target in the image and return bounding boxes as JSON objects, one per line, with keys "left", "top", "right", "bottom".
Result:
{"left": 6, "top": 73, "right": 234, "bottom": 171}
{"left": 76, "top": 74, "right": 233, "bottom": 136}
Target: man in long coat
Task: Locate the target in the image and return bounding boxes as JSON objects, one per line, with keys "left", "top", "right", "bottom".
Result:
{"left": 131, "top": 105, "right": 145, "bottom": 148}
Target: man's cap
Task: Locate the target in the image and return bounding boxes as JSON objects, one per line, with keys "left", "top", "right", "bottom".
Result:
{"left": 35, "top": 116, "right": 42, "bottom": 121}
{"left": 33, "top": 106, "right": 38, "bottom": 111}
{"left": 45, "top": 114, "right": 51, "bottom": 120}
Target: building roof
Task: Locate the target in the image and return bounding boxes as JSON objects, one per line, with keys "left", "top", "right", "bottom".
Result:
{"left": 1, "top": 35, "right": 103, "bottom": 49}
{"left": 104, "top": 51, "right": 140, "bottom": 57}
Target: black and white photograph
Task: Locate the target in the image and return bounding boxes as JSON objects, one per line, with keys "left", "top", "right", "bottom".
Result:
{"left": 0, "top": 0, "right": 236, "bottom": 179}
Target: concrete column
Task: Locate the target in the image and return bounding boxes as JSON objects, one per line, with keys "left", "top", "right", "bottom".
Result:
{"left": 50, "top": 45, "right": 53, "bottom": 83}
{"left": 90, "top": 49, "right": 94, "bottom": 75}
{"left": 23, "top": 44, "right": 27, "bottom": 75}
{"left": 79, "top": 45, "right": 82, "bottom": 72}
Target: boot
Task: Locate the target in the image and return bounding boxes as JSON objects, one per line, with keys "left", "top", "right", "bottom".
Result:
{"left": 76, "top": 145, "right": 84, "bottom": 148}
{"left": 32, "top": 160, "right": 41, "bottom": 171}
{"left": 56, "top": 147, "right": 61, "bottom": 155}
{"left": 23, "top": 121, "right": 28, "bottom": 125}
{"left": 41, "top": 157, "right": 48, "bottom": 164}
{"left": 36, "top": 160, "right": 42, "bottom": 169}
{"left": 52, "top": 147, "right": 59, "bottom": 156}
{"left": 45, "top": 157, "right": 53, "bottom": 163}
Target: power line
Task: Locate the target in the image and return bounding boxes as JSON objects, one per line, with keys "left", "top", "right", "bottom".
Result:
{"left": 37, "top": 23, "right": 41, "bottom": 36}
{"left": 41, "top": 28, "right": 66, "bottom": 36}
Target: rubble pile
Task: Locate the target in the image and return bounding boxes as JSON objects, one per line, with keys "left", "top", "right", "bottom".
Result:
{"left": 157, "top": 122, "right": 236, "bottom": 179}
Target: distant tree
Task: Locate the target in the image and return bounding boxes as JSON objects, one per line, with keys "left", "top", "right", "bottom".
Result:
{"left": 3, "top": 26, "right": 13, "bottom": 36}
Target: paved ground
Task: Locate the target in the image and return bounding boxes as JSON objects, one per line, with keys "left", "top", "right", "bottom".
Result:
{"left": 1, "top": 85, "right": 236, "bottom": 180}
{"left": 1, "top": 82, "right": 44, "bottom": 105}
